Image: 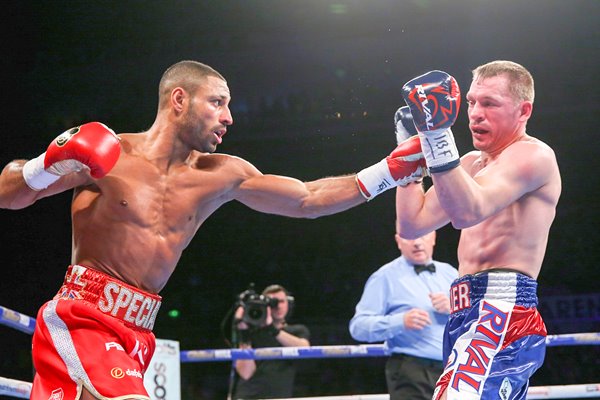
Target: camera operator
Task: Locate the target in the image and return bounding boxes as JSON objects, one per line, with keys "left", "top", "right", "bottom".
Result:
{"left": 232, "top": 284, "right": 310, "bottom": 399}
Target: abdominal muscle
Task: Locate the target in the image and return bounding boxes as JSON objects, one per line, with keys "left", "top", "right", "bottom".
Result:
{"left": 72, "top": 223, "right": 187, "bottom": 294}
{"left": 456, "top": 204, "right": 548, "bottom": 279}
{"left": 68, "top": 166, "right": 221, "bottom": 293}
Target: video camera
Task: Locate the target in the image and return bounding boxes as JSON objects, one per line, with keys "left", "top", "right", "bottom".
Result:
{"left": 238, "top": 286, "right": 280, "bottom": 327}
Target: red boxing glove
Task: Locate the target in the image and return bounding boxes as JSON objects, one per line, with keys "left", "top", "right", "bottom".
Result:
{"left": 45, "top": 122, "right": 120, "bottom": 178}
{"left": 356, "top": 136, "right": 427, "bottom": 200}
{"left": 22, "top": 122, "right": 121, "bottom": 190}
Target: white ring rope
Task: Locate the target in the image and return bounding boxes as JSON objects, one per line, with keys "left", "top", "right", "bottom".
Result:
{"left": 3, "top": 304, "right": 598, "bottom": 362}
{"left": 0, "top": 305, "right": 36, "bottom": 334}
{"left": 259, "top": 384, "right": 600, "bottom": 399}
{"left": 179, "top": 332, "right": 600, "bottom": 362}
{"left": 3, "top": 379, "right": 600, "bottom": 399}
{"left": 1, "top": 305, "right": 599, "bottom": 399}
{"left": 0, "top": 377, "right": 31, "bottom": 399}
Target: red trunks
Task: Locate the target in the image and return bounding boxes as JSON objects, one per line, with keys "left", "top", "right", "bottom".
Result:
{"left": 30, "top": 265, "right": 162, "bottom": 400}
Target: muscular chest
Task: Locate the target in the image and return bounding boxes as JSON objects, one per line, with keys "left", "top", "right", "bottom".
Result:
{"left": 118, "top": 173, "right": 197, "bottom": 227}
{"left": 75, "top": 159, "right": 223, "bottom": 233}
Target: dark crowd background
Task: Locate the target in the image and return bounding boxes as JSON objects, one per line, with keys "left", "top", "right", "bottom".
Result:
{"left": 1, "top": 1, "right": 599, "bottom": 399}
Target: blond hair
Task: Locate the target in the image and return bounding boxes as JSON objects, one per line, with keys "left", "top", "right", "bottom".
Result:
{"left": 473, "top": 60, "right": 535, "bottom": 103}
{"left": 262, "top": 284, "right": 289, "bottom": 296}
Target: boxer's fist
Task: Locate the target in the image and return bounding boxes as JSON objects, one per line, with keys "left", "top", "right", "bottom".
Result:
{"left": 394, "top": 105, "right": 417, "bottom": 144}
{"left": 356, "top": 136, "right": 427, "bottom": 200}
{"left": 45, "top": 122, "right": 120, "bottom": 178}
{"left": 401, "top": 70, "right": 461, "bottom": 134}
{"left": 22, "top": 122, "right": 121, "bottom": 190}
{"left": 401, "top": 71, "right": 461, "bottom": 173}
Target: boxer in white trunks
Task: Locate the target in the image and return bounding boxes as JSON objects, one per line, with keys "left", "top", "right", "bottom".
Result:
{"left": 395, "top": 60, "right": 561, "bottom": 399}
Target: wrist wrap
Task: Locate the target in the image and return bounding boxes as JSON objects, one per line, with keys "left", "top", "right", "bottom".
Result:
{"left": 22, "top": 153, "right": 60, "bottom": 191}
{"left": 356, "top": 159, "right": 394, "bottom": 200}
{"left": 418, "top": 129, "right": 460, "bottom": 173}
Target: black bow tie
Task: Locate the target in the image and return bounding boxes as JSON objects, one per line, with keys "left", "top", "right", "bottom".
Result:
{"left": 414, "top": 263, "right": 436, "bottom": 274}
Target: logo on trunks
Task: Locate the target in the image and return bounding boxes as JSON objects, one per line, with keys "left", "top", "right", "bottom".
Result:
{"left": 111, "top": 367, "right": 125, "bottom": 379}
{"left": 450, "top": 301, "right": 509, "bottom": 393}
{"left": 105, "top": 340, "right": 150, "bottom": 367}
{"left": 106, "top": 342, "right": 125, "bottom": 352}
{"left": 97, "top": 283, "right": 161, "bottom": 330}
{"left": 108, "top": 366, "right": 143, "bottom": 379}
{"left": 450, "top": 281, "right": 471, "bottom": 313}
{"left": 65, "top": 265, "right": 87, "bottom": 288}
{"left": 48, "top": 388, "right": 64, "bottom": 400}
{"left": 499, "top": 377, "right": 513, "bottom": 400}
{"left": 127, "top": 368, "right": 143, "bottom": 379}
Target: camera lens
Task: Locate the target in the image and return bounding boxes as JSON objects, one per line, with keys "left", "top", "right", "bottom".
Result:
{"left": 247, "top": 306, "right": 263, "bottom": 320}
{"left": 242, "top": 298, "right": 269, "bottom": 326}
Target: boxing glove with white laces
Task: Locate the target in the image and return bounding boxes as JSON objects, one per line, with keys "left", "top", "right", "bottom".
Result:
{"left": 22, "top": 122, "right": 121, "bottom": 190}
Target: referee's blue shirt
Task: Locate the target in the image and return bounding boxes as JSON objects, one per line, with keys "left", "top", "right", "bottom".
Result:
{"left": 349, "top": 255, "right": 458, "bottom": 361}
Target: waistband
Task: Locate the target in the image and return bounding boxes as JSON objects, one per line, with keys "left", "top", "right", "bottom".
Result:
{"left": 449, "top": 269, "right": 538, "bottom": 315}
{"left": 390, "top": 353, "right": 443, "bottom": 368}
{"left": 54, "top": 265, "right": 162, "bottom": 332}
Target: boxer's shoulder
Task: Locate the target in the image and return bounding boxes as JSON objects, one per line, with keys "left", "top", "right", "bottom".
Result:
{"left": 189, "top": 152, "right": 256, "bottom": 174}
{"left": 115, "top": 133, "right": 143, "bottom": 155}
{"left": 460, "top": 150, "right": 482, "bottom": 172}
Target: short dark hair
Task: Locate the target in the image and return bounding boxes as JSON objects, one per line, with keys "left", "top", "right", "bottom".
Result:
{"left": 157, "top": 60, "right": 226, "bottom": 108}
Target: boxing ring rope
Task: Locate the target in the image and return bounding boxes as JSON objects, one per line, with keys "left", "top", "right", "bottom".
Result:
{"left": 179, "top": 332, "right": 600, "bottom": 362}
{"left": 0, "top": 305, "right": 36, "bottom": 335}
{"left": 2, "top": 305, "right": 600, "bottom": 399}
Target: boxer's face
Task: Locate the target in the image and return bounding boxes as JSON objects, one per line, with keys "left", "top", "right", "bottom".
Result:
{"left": 466, "top": 74, "right": 531, "bottom": 154}
{"left": 182, "top": 76, "right": 233, "bottom": 153}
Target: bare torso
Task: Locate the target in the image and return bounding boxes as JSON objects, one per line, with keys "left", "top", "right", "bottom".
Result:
{"left": 67, "top": 130, "right": 362, "bottom": 293}
{"left": 453, "top": 137, "right": 561, "bottom": 278}
{"left": 72, "top": 134, "right": 241, "bottom": 293}
{"left": 456, "top": 189, "right": 554, "bottom": 278}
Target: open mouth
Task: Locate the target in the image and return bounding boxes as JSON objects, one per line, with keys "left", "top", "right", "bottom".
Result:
{"left": 213, "top": 129, "right": 226, "bottom": 144}
{"left": 471, "top": 126, "right": 488, "bottom": 135}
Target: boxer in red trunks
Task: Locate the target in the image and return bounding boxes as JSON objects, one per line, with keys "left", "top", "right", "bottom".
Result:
{"left": 0, "top": 61, "right": 427, "bottom": 399}
{"left": 395, "top": 61, "right": 561, "bottom": 399}
{"left": 33, "top": 265, "right": 160, "bottom": 399}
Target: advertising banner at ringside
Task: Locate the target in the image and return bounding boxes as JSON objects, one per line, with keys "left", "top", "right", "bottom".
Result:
{"left": 144, "top": 339, "right": 181, "bottom": 400}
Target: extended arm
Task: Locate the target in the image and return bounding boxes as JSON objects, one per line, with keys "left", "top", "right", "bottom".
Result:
{"left": 232, "top": 136, "right": 427, "bottom": 218}
{"left": 235, "top": 173, "right": 363, "bottom": 219}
